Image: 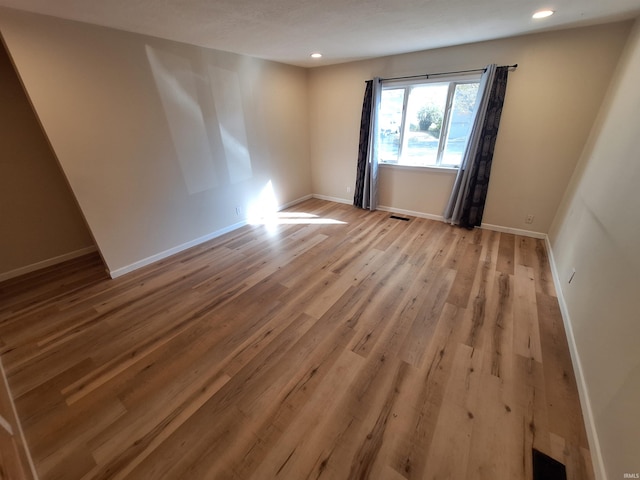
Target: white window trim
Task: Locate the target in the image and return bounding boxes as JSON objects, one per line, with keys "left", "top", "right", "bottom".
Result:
{"left": 378, "top": 72, "right": 482, "bottom": 169}
{"left": 379, "top": 163, "right": 458, "bottom": 174}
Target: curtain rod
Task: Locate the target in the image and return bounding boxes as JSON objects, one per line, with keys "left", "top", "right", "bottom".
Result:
{"left": 379, "top": 64, "right": 518, "bottom": 82}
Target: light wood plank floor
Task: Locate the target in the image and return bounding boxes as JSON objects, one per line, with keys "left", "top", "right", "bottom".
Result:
{"left": 0, "top": 199, "right": 593, "bottom": 480}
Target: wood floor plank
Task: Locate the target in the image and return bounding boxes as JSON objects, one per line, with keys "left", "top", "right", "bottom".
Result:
{"left": 400, "top": 268, "right": 456, "bottom": 367}
{"left": 446, "top": 242, "right": 482, "bottom": 308}
{"left": 534, "top": 239, "right": 557, "bottom": 297}
{"left": 496, "top": 232, "right": 516, "bottom": 275}
{"left": 513, "top": 265, "right": 543, "bottom": 363}
{"left": 0, "top": 199, "right": 594, "bottom": 480}
{"left": 465, "top": 371, "right": 526, "bottom": 480}
{"left": 536, "top": 291, "right": 589, "bottom": 448}
{"left": 246, "top": 348, "right": 367, "bottom": 480}
{"left": 422, "top": 342, "right": 482, "bottom": 480}
{"left": 460, "top": 230, "right": 500, "bottom": 351}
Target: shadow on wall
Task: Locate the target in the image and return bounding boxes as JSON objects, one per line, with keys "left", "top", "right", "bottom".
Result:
{"left": 145, "top": 45, "right": 253, "bottom": 194}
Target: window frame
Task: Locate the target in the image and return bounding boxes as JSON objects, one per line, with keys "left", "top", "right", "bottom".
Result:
{"left": 378, "top": 73, "right": 482, "bottom": 169}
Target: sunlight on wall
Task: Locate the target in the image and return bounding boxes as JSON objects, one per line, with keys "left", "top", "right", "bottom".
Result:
{"left": 209, "top": 66, "right": 253, "bottom": 184}
{"left": 145, "top": 46, "right": 219, "bottom": 194}
{"left": 247, "top": 180, "right": 279, "bottom": 225}
{"left": 146, "top": 47, "right": 255, "bottom": 194}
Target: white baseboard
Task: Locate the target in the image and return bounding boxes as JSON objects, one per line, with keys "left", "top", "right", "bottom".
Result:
{"left": 109, "top": 194, "right": 315, "bottom": 279}
{"left": 109, "top": 220, "right": 248, "bottom": 278}
{"left": 0, "top": 246, "right": 98, "bottom": 283}
{"left": 311, "top": 194, "right": 352, "bottom": 205}
{"left": 311, "top": 196, "right": 547, "bottom": 240}
{"left": 545, "top": 236, "right": 607, "bottom": 480}
{"left": 481, "top": 222, "right": 546, "bottom": 239}
{"left": 280, "top": 194, "right": 313, "bottom": 209}
{"left": 310, "top": 195, "right": 444, "bottom": 221}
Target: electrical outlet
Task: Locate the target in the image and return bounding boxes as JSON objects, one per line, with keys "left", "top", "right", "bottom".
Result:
{"left": 346, "top": 186, "right": 351, "bottom": 193}
{"left": 235, "top": 206, "right": 242, "bottom": 216}
{"left": 525, "top": 214, "right": 534, "bottom": 224}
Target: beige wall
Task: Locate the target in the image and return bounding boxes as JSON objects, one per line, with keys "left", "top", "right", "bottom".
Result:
{"left": 308, "top": 22, "right": 632, "bottom": 232}
{"left": 549, "top": 19, "right": 640, "bottom": 480}
{"left": 0, "top": 38, "right": 94, "bottom": 278}
{"left": 0, "top": 8, "right": 311, "bottom": 276}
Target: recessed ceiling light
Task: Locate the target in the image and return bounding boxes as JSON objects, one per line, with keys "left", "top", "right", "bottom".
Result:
{"left": 310, "top": 53, "right": 323, "bottom": 59}
{"left": 532, "top": 9, "right": 554, "bottom": 19}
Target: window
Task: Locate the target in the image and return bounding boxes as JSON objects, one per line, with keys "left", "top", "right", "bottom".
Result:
{"left": 378, "top": 76, "right": 480, "bottom": 168}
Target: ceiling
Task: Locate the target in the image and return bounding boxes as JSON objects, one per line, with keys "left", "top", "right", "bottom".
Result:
{"left": 0, "top": 0, "right": 639, "bottom": 67}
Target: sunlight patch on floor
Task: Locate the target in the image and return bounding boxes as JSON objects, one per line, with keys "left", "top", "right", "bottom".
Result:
{"left": 248, "top": 211, "right": 347, "bottom": 226}
{"left": 247, "top": 181, "right": 347, "bottom": 227}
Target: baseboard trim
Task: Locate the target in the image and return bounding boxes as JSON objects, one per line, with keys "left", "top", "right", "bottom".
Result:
{"left": 311, "top": 194, "right": 351, "bottom": 205}
{"left": 311, "top": 196, "right": 547, "bottom": 239}
{"left": 108, "top": 220, "right": 248, "bottom": 278}
{"left": 0, "top": 246, "right": 98, "bottom": 283}
{"left": 545, "top": 236, "right": 607, "bottom": 480}
{"left": 109, "top": 194, "right": 314, "bottom": 279}
{"left": 280, "top": 194, "right": 313, "bottom": 209}
{"left": 481, "top": 222, "right": 546, "bottom": 239}
{"left": 311, "top": 196, "right": 444, "bottom": 222}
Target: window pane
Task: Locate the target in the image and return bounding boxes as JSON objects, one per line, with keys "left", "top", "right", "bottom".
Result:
{"left": 441, "top": 83, "right": 479, "bottom": 167}
{"left": 402, "top": 84, "right": 448, "bottom": 166}
{"left": 377, "top": 79, "right": 480, "bottom": 168}
{"left": 379, "top": 89, "right": 404, "bottom": 163}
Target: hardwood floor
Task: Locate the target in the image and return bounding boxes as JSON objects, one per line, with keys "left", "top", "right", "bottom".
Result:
{"left": 0, "top": 199, "right": 593, "bottom": 480}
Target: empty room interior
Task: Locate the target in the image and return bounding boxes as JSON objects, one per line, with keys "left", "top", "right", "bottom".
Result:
{"left": 0, "top": 1, "right": 639, "bottom": 479}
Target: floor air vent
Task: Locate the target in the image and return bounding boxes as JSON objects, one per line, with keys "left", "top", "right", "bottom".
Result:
{"left": 533, "top": 449, "right": 567, "bottom": 480}
{"left": 389, "top": 215, "right": 410, "bottom": 221}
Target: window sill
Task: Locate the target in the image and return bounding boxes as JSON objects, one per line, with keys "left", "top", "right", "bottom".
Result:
{"left": 379, "top": 163, "right": 459, "bottom": 174}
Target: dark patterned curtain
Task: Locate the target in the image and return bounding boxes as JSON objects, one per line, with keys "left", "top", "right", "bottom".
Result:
{"left": 459, "top": 66, "right": 509, "bottom": 228}
{"left": 444, "top": 65, "right": 510, "bottom": 228}
{"left": 353, "top": 78, "right": 381, "bottom": 210}
{"left": 353, "top": 80, "right": 373, "bottom": 207}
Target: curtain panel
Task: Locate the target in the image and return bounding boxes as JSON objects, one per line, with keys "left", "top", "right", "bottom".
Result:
{"left": 444, "top": 65, "right": 510, "bottom": 228}
{"left": 353, "top": 78, "right": 382, "bottom": 210}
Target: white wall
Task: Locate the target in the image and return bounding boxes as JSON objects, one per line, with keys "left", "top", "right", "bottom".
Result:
{"left": 0, "top": 38, "right": 94, "bottom": 278}
{"left": 308, "top": 23, "right": 631, "bottom": 233}
{"left": 549, "top": 18, "right": 640, "bottom": 480}
{"left": 0, "top": 8, "right": 311, "bottom": 276}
